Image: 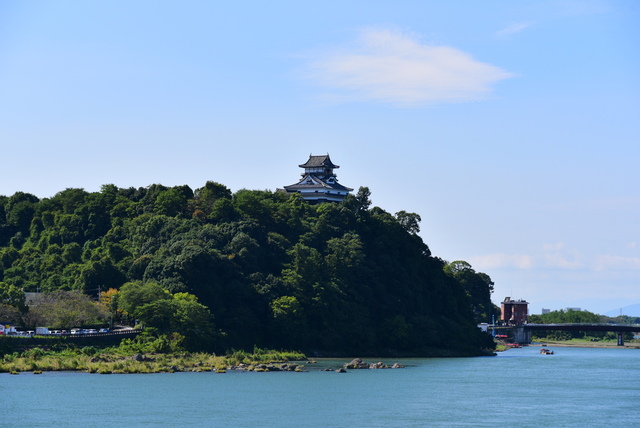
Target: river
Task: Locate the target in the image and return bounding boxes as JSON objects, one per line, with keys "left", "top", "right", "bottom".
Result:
{"left": 2, "top": 346, "right": 639, "bottom": 427}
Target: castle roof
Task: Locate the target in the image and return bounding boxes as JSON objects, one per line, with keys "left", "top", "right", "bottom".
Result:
{"left": 283, "top": 174, "right": 353, "bottom": 192}
{"left": 298, "top": 154, "right": 339, "bottom": 169}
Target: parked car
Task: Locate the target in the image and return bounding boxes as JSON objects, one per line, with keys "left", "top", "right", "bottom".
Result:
{"left": 99, "top": 328, "right": 109, "bottom": 333}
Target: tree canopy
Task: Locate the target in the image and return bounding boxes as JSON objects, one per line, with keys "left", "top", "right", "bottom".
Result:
{"left": 0, "top": 183, "right": 496, "bottom": 355}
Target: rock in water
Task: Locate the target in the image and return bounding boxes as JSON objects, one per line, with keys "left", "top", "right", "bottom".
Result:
{"left": 344, "top": 358, "right": 368, "bottom": 369}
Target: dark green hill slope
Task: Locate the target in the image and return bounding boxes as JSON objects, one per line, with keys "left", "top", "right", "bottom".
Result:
{"left": 0, "top": 183, "right": 496, "bottom": 356}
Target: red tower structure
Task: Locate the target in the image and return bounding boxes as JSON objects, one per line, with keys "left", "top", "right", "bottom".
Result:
{"left": 500, "top": 297, "right": 529, "bottom": 324}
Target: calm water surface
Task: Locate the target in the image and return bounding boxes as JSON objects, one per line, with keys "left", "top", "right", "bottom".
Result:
{"left": 2, "top": 346, "right": 639, "bottom": 427}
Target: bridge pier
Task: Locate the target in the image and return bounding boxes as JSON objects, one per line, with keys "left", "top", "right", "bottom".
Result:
{"left": 514, "top": 327, "right": 532, "bottom": 344}
{"left": 617, "top": 333, "right": 624, "bottom": 346}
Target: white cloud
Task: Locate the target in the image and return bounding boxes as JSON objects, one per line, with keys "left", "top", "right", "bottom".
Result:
{"left": 542, "top": 252, "right": 584, "bottom": 269}
{"left": 496, "top": 22, "right": 534, "bottom": 38}
{"left": 469, "top": 253, "right": 534, "bottom": 270}
{"left": 471, "top": 246, "right": 640, "bottom": 273}
{"left": 543, "top": 242, "right": 565, "bottom": 251}
{"left": 593, "top": 255, "right": 640, "bottom": 271}
{"left": 300, "top": 28, "right": 513, "bottom": 107}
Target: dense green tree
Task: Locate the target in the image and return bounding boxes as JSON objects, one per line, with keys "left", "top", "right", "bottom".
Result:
{"left": 6, "top": 201, "right": 36, "bottom": 235}
{"left": 115, "top": 281, "right": 171, "bottom": 316}
{"left": 194, "top": 181, "right": 232, "bottom": 218}
{"left": 528, "top": 309, "right": 601, "bottom": 324}
{"left": 444, "top": 261, "right": 498, "bottom": 324}
{"left": 395, "top": 210, "right": 422, "bottom": 235}
{"left": 528, "top": 309, "right": 608, "bottom": 340}
{"left": 0, "top": 281, "right": 26, "bottom": 310}
{"left": 352, "top": 186, "right": 372, "bottom": 215}
{"left": 114, "top": 283, "right": 217, "bottom": 351}
{"left": 49, "top": 188, "right": 89, "bottom": 214}
{"left": 154, "top": 188, "right": 189, "bottom": 217}
{"left": 75, "top": 258, "right": 126, "bottom": 293}
{"left": 270, "top": 295, "right": 308, "bottom": 348}
{"left": 0, "top": 181, "right": 496, "bottom": 355}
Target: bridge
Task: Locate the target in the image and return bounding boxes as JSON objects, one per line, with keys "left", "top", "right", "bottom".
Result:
{"left": 491, "top": 323, "right": 640, "bottom": 346}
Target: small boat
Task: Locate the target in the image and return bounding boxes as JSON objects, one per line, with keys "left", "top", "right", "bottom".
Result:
{"left": 540, "top": 348, "right": 554, "bottom": 355}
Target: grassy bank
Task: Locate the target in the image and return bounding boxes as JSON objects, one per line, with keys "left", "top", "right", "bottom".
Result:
{"left": 0, "top": 346, "right": 307, "bottom": 375}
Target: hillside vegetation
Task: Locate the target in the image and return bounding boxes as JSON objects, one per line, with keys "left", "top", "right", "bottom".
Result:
{"left": 0, "top": 182, "right": 496, "bottom": 356}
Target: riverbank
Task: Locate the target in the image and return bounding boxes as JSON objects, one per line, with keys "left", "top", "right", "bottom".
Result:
{"left": 531, "top": 340, "right": 640, "bottom": 349}
{"left": 0, "top": 347, "right": 307, "bottom": 374}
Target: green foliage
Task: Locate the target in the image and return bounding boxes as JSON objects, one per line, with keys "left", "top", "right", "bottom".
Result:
{"left": 80, "top": 346, "right": 98, "bottom": 357}
{"left": 528, "top": 309, "right": 602, "bottom": 324}
{"left": 444, "top": 261, "right": 499, "bottom": 324}
{"left": 154, "top": 188, "right": 189, "bottom": 217}
{"left": 0, "top": 182, "right": 495, "bottom": 356}
{"left": 112, "top": 283, "right": 217, "bottom": 352}
{"left": 529, "top": 309, "right": 609, "bottom": 340}
{"left": 395, "top": 211, "right": 421, "bottom": 235}
{"left": 116, "top": 332, "right": 184, "bottom": 354}
{"left": 0, "top": 281, "right": 27, "bottom": 310}
{"left": 223, "top": 346, "right": 306, "bottom": 366}
{"left": 116, "top": 281, "right": 171, "bottom": 315}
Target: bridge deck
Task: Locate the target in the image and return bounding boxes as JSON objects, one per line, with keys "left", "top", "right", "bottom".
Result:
{"left": 523, "top": 324, "right": 640, "bottom": 333}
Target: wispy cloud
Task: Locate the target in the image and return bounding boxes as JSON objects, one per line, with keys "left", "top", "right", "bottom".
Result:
{"left": 470, "top": 243, "right": 640, "bottom": 272}
{"left": 495, "top": 22, "right": 534, "bottom": 38}
{"left": 593, "top": 255, "right": 640, "bottom": 271}
{"left": 469, "top": 253, "right": 534, "bottom": 270}
{"left": 299, "top": 28, "right": 513, "bottom": 107}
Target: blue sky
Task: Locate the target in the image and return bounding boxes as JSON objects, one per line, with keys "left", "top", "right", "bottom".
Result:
{"left": 1, "top": 1, "right": 638, "bottom": 315}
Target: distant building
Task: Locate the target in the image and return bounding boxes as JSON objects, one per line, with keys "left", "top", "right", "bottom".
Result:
{"left": 0, "top": 323, "right": 18, "bottom": 335}
{"left": 541, "top": 308, "right": 551, "bottom": 314}
{"left": 500, "top": 297, "right": 529, "bottom": 324}
{"left": 566, "top": 307, "right": 581, "bottom": 312}
{"left": 280, "top": 154, "right": 353, "bottom": 204}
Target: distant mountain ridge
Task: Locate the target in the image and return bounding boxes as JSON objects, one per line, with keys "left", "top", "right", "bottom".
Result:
{"left": 604, "top": 303, "right": 640, "bottom": 318}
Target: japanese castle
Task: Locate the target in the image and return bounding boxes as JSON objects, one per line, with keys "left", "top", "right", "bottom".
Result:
{"left": 281, "top": 154, "right": 353, "bottom": 204}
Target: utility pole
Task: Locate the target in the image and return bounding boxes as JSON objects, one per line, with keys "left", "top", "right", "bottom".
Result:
{"left": 491, "top": 315, "right": 495, "bottom": 336}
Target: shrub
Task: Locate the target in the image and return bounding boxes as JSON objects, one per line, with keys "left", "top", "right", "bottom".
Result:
{"left": 81, "top": 346, "right": 98, "bottom": 357}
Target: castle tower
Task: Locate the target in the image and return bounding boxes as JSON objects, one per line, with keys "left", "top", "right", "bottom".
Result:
{"left": 282, "top": 154, "right": 353, "bottom": 204}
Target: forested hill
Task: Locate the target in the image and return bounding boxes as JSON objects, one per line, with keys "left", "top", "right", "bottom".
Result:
{"left": 0, "top": 182, "right": 497, "bottom": 356}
